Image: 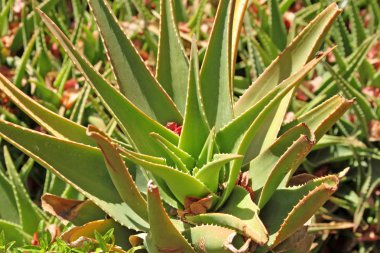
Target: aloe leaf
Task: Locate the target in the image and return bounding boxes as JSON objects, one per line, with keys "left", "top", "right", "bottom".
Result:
{"left": 323, "top": 63, "right": 376, "bottom": 136}
{"left": 199, "top": 0, "right": 234, "bottom": 130}
{"left": 0, "top": 120, "right": 148, "bottom": 231}
{"left": 219, "top": 186, "right": 268, "bottom": 245}
{"left": 13, "top": 32, "right": 37, "bottom": 88}
{"left": 231, "top": 0, "right": 249, "bottom": 78}
{"left": 156, "top": 0, "right": 189, "bottom": 114}
{"left": 249, "top": 124, "right": 315, "bottom": 208}
{"left": 122, "top": 148, "right": 214, "bottom": 205}
{"left": 260, "top": 175, "right": 339, "bottom": 247}
{"left": 196, "top": 128, "right": 217, "bottom": 168}
{"left": 186, "top": 213, "right": 266, "bottom": 246}
{"left": 179, "top": 40, "right": 210, "bottom": 160}
{"left": 195, "top": 154, "right": 243, "bottom": 193}
{"left": 350, "top": 0, "right": 367, "bottom": 45}
{"left": 88, "top": 0, "right": 181, "bottom": 123}
{"left": 336, "top": 16, "right": 353, "bottom": 56}
{"left": 0, "top": 170, "right": 19, "bottom": 223}
{"left": 4, "top": 146, "right": 46, "bottom": 235}
{"left": 0, "top": 220, "right": 31, "bottom": 246}
{"left": 38, "top": 10, "right": 180, "bottom": 158}
{"left": 282, "top": 95, "right": 353, "bottom": 141}
{"left": 235, "top": 3, "right": 341, "bottom": 114}
{"left": 218, "top": 50, "right": 330, "bottom": 156}
{"left": 87, "top": 126, "right": 148, "bottom": 222}
{"left": 182, "top": 225, "right": 248, "bottom": 253}
{"left": 150, "top": 132, "right": 195, "bottom": 173}
{"left": 269, "top": 0, "right": 287, "bottom": 50}
{"left": 41, "top": 194, "right": 105, "bottom": 226}
{"left": 242, "top": 50, "right": 332, "bottom": 161}
{"left": 0, "top": 73, "right": 93, "bottom": 146}
{"left": 62, "top": 219, "right": 134, "bottom": 250}
{"left": 146, "top": 182, "right": 195, "bottom": 253}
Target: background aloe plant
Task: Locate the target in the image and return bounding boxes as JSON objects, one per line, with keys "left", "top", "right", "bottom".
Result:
{"left": 0, "top": 0, "right": 361, "bottom": 252}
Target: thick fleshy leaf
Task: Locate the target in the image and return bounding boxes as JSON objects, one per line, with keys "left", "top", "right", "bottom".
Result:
{"left": 235, "top": 3, "right": 341, "bottom": 114}
{"left": 199, "top": 0, "right": 234, "bottom": 130}
{"left": 0, "top": 170, "right": 19, "bottom": 223}
{"left": 0, "top": 73, "right": 93, "bottom": 145}
{"left": 4, "top": 146, "right": 46, "bottom": 235}
{"left": 260, "top": 175, "right": 339, "bottom": 247}
{"left": 146, "top": 182, "right": 195, "bottom": 253}
{"left": 195, "top": 154, "right": 242, "bottom": 192}
{"left": 182, "top": 225, "right": 248, "bottom": 253}
{"left": 188, "top": 186, "right": 268, "bottom": 245}
{"left": 250, "top": 124, "right": 312, "bottom": 191}
{"left": 0, "top": 120, "right": 148, "bottom": 231}
{"left": 38, "top": 10, "right": 180, "bottom": 158}
{"left": 269, "top": 0, "right": 287, "bottom": 50}
{"left": 215, "top": 52, "right": 330, "bottom": 209}
{"left": 156, "top": 0, "right": 189, "bottom": 114}
{"left": 186, "top": 213, "right": 265, "bottom": 245}
{"left": 196, "top": 128, "right": 217, "bottom": 168}
{"left": 219, "top": 187, "right": 268, "bottom": 244}
{"left": 0, "top": 220, "right": 31, "bottom": 246}
{"left": 121, "top": 148, "right": 214, "bottom": 205}
{"left": 231, "top": 0, "right": 249, "bottom": 78}
{"left": 88, "top": 0, "right": 182, "bottom": 123}
{"left": 62, "top": 219, "right": 134, "bottom": 250}
{"left": 150, "top": 132, "right": 195, "bottom": 172}
{"left": 282, "top": 95, "right": 353, "bottom": 141}
{"left": 41, "top": 194, "right": 105, "bottom": 226}
{"left": 179, "top": 40, "right": 210, "bottom": 160}
{"left": 249, "top": 124, "right": 315, "bottom": 208}
{"left": 217, "top": 50, "right": 330, "bottom": 157}
{"left": 87, "top": 126, "right": 148, "bottom": 222}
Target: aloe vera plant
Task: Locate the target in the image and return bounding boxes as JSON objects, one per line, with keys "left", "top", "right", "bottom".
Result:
{"left": 0, "top": 0, "right": 352, "bottom": 252}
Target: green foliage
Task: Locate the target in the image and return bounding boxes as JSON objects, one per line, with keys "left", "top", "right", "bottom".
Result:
{"left": 0, "top": 0, "right": 360, "bottom": 252}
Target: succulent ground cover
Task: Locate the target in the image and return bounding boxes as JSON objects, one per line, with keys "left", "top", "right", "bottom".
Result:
{"left": 0, "top": 0, "right": 379, "bottom": 252}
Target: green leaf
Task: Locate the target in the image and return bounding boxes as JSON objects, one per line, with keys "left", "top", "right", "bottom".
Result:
{"left": 260, "top": 175, "right": 339, "bottom": 247}
{"left": 0, "top": 73, "right": 93, "bottom": 146}
{"left": 121, "top": 148, "right": 214, "bottom": 205}
{"left": 269, "top": 0, "right": 287, "bottom": 50}
{"left": 249, "top": 124, "right": 315, "bottom": 208}
{"left": 0, "top": 120, "right": 148, "bottom": 231}
{"left": 235, "top": 3, "right": 341, "bottom": 114}
{"left": 218, "top": 50, "right": 330, "bottom": 158}
{"left": 195, "top": 154, "right": 243, "bottom": 193}
{"left": 41, "top": 194, "right": 105, "bottom": 226}
{"left": 88, "top": 0, "right": 181, "bottom": 123}
{"left": 350, "top": 0, "right": 367, "bottom": 45}
{"left": 179, "top": 40, "right": 210, "bottom": 160}
{"left": 182, "top": 225, "right": 248, "bottom": 253}
{"left": 4, "top": 146, "right": 46, "bottom": 235}
{"left": 231, "top": 0, "right": 249, "bottom": 78}
{"left": 150, "top": 132, "right": 195, "bottom": 173}
{"left": 199, "top": 0, "right": 234, "bottom": 130}
{"left": 282, "top": 95, "right": 353, "bottom": 141}
{"left": 38, "top": 9, "right": 180, "bottom": 158}
{"left": 0, "top": 170, "right": 19, "bottom": 223}
{"left": 0, "top": 220, "right": 31, "bottom": 246}
{"left": 87, "top": 126, "right": 148, "bottom": 222}
{"left": 156, "top": 0, "right": 189, "bottom": 114}
{"left": 146, "top": 182, "right": 195, "bottom": 253}
{"left": 13, "top": 32, "right": 37, "bottom": 88}
{"left": 219, "top": 186, "right": 268, "bottom": 245}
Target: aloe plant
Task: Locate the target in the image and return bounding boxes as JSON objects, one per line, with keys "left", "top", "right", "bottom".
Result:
{"left": 0, "top": 0, "right": 351, "bottom": 252}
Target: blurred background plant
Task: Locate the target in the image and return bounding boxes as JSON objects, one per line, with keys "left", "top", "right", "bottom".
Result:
{"left": 0, "top": 0, "right": 379, "bottom": 252}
